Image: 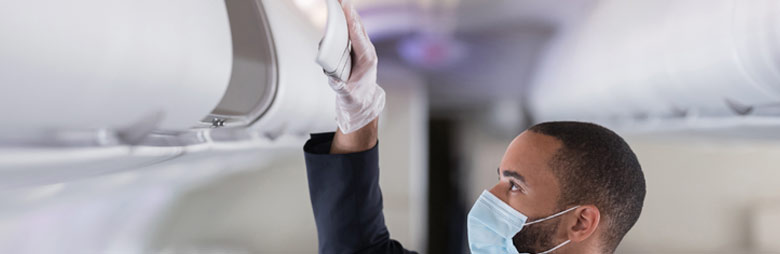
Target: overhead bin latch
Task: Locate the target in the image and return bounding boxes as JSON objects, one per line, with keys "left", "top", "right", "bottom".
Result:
{"left": 211, "top": 118, "right": 226, "bottom": 128}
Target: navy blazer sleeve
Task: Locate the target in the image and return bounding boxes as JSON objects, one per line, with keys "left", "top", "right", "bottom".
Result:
{"left": 304, "top": 132, "right": 417, "bottom": 254}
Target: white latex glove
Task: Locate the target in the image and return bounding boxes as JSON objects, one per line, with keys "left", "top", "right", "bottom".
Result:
{"left": 330, "top": 0, "right": 385, "bottom": 134}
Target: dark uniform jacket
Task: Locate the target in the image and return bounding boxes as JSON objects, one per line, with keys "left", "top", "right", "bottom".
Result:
{"left": 304, "top": 132, "right": 417, "bottom": 254}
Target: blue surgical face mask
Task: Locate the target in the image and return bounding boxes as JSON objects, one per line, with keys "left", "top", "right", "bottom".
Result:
{"left": 467, "top": 190, "right": 579, "bottom": 254}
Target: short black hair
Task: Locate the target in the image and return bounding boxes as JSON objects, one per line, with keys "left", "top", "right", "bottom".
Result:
{"left": 528, "top": 121, "right": 646, "bottom": 253}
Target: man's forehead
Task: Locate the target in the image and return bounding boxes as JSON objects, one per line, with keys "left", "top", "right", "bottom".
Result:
{"left": 505, "top": 131, "right": 561, "bottom": 162}
{"left": 499, "top": 131, "right": 561, "bottom": 183}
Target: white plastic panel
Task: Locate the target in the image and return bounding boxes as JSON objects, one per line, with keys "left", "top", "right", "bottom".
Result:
{"left": 0, "top": 0, "right": 233, "bottom": 132}
{"left": 530, "top": 0, "right": 780, "bottom": 123}
{"left": 251, "top": 0, "right": 337, "bottom": 137}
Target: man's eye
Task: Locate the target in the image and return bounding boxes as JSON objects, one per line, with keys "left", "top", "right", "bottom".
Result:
{"left": 509, "top": 181, "right": 520, "bottom": 191}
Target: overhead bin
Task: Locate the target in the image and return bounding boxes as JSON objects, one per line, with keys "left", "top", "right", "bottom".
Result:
{"left": 0, "top": 0, "right": 233, "bottom": 132}
{"left": 530, "top": 0, "right": 780, "bottom": 124}
{"left": 0, "top": 0, "right": 335, "bottom": 141}
{"left": 0, "top": 0, "right": 336, "bottom": 184}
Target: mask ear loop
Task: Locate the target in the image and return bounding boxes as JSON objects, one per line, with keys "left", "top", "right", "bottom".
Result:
{"left": 523, "top": 205, "right": 580, "bottom": 226}
{"left": 519, "top": 206, "right": 580, "bottom": 254}
{"left": 538, "top": 239, "right": 571, "bottom": 254}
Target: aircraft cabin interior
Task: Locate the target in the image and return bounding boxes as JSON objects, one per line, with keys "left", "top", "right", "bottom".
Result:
{"left": 1, "top": 0, "right": 779, "bottom": 253}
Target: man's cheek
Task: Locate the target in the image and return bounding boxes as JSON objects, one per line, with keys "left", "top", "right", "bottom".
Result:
{"left": 512, "top": 219, "right": 560, "bottom": 253}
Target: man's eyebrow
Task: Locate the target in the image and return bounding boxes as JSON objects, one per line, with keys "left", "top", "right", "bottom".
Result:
{"left": 499, "top": 168, "right": 528, "bottom": 185}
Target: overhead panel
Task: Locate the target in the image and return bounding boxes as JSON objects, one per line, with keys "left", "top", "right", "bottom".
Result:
{"left": 530, "top": 0, "right": 780, "bottom": 125}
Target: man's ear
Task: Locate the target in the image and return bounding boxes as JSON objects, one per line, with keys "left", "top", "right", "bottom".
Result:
{"left": 567, "top": 205, "right": 600, "bottom": 242}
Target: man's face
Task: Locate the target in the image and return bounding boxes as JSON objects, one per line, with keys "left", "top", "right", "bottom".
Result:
{"left": 489, "top": 130, "right": 565, "bottom": 252}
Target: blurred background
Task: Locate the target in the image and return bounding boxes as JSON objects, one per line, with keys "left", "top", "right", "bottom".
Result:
{"left": 2, "top": 0, "right": 780, "bottom": 253}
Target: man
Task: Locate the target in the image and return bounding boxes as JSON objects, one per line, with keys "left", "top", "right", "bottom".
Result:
{"left": 304, "top": 1, "right": 646, "bottom": 253}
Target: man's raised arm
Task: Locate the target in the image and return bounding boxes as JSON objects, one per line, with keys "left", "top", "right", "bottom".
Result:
{"left": 302, "top": 1, "right": 415, "bottom": 253}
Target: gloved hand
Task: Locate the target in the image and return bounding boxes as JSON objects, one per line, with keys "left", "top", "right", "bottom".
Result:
{"left": 329, "top": 0, "right": 385, "bottom": 134}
